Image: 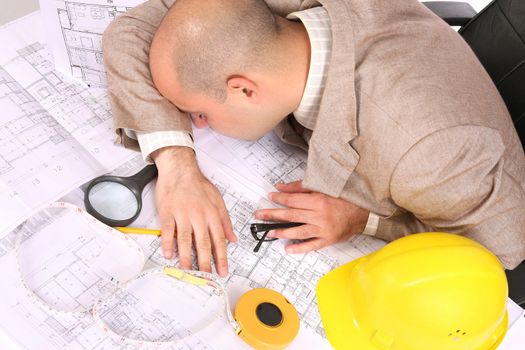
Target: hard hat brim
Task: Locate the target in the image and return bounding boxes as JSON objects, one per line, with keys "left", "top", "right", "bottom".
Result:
{"left": 316, "top": 256, "right": 372, "bottom": 350}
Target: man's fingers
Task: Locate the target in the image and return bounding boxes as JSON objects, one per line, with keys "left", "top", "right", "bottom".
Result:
{"left": 193, "top": 220, "right": 212, "bottom": 273}
{"left": 255, "top": 208, "right": 312, "bottom": 223}
{"left": 215, "top": 202, "right": 233, "bottom": 277}
{"left": 268, "top": 192, "right": 318, "bottom": 209}
{"left": 176, "top": 220, "right": 193, "bottom": 270}
{"left": 275, "top": 180, "right": 310, "bottom": 193}
{"left": 267, "top": 224, "right": 318, "bottom": 240}
{"left": 218, "top": 202, "right": 237, "bottom": 243}
{"left": 285, "top": 238, "right": 327, "bottom": 254}
{"left": 160, "top": 214, "right": 176, "bottom": 259}
{"left": 212, "top": 238, "right": 229, "bottom": 277}
{"left": 223, "top": 221, "right": 237, "bottom": 243}
{"left": 209, "top": 217, "right": 229, "bottom": 277}
{"left": 153, "top": 152, "right": 237, "bottom": 276}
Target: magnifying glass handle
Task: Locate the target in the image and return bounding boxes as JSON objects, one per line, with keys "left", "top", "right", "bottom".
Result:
{"left": 131, "top": 165, "right": 158, "bottom": 189}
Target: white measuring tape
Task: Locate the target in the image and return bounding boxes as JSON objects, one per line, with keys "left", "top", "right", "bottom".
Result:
{"left": 14, "top": 202, "right": 241, "bottom": 347}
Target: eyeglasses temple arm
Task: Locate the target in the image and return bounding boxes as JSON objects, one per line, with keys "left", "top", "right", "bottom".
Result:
{"left": 253, "top": 230, "right": 270, "bottom": 253}
{"left": 249, "top": 222, "right": 304, "bottom": 233}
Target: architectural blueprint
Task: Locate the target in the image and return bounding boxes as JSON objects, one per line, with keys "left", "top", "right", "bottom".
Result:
{"left": 0, "top": 10, "right": 386, "bottom": 349}
{"left": 0, "top": 13, "right": 136, "bottom": 236}
{"left": 194, "top": 128, "right": 308, "bottom": 191}
{"left": 0, "top": 150, "right": 386, "bottom": 350}
{"left": 0, "top": 203, "right": 218, "bottom": 350}
{"left": 40, "top": 0, "right": 144, "bottom": 86}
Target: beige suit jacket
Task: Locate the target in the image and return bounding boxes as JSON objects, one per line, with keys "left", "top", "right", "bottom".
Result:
{"left": 103, "top": 0, "right": 525, "bottom": 269}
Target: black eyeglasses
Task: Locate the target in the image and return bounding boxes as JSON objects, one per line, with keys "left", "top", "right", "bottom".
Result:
{"left": 249, "top": 222, "right": 304, "bottom": 253}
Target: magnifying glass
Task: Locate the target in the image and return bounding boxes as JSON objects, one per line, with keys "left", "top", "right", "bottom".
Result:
{"left": 84, "top": 165, "right": 158, "bottom": 227}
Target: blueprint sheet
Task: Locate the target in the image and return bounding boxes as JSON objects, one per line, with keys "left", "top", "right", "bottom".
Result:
{"left": 0, "top": 150, "right": 386, "bottom": 350}
{"left": 40, "top": 0, "right": 144, "bottom": 87}
{"left": 0, "top": 12, "right": 136, "bottom": 236}
{"left": 0, "top": 13, "right": 386, "bottom": 346}
{"left": 0, "top": 6, "right": 391, "bottom": 350}
{"left": 37, "top": 0, "right": 494, "bottom": 87}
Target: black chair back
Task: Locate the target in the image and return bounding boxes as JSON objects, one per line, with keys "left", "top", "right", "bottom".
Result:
{"left": 459, "top": 0, "right": 525, "bottom": 148}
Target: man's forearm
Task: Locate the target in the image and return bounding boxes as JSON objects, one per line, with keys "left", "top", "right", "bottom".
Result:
{"left": 151, "top": 146, "right": 202, "bottom": 178}
{"left": 137, "top": 130, "right": 194, "bottom": 164}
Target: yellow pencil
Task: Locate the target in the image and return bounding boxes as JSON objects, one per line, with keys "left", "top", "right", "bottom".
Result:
{"left": 115, "top": 226, "right": 163, "bottom": 236}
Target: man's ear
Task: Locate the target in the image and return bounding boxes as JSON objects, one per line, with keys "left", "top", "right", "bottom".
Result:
{"left": 226, "top": 76, "right": 261, "bottom": 103}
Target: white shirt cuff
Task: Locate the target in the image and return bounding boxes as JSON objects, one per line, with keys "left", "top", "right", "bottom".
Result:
{"left": 362, "top": 212, "right": 380, "bottom": 236}
{"left": 123, "top": 128, "right": 138, "bottom": 140}
{"left": 136, "top": 130, "right": 195, "bottom": 164}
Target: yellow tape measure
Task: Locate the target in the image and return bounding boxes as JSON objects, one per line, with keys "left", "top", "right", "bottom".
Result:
{"left": 16, "top": 204, "right": 300, "bottom": 348}
{"left": 235, "top": 288, "right": 300, "bottom": 350}
{"left": 164, "top": 267, "right": 300, "bottom": 349}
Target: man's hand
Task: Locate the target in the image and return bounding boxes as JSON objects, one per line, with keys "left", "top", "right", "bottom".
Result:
{"left": 152, "top": 146, "right": 236, "bottom": 277}
{"left": 255, "top": 181, "right": 369, "bottom": 254}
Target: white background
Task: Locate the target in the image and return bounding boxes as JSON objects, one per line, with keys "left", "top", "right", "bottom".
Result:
{"left": 0, "top": 0, "right": 39, "bottom": 25}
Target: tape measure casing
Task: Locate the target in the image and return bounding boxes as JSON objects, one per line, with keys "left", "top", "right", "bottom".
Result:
{"left": 234, "top": 288, "right": 300, "bottom": 350}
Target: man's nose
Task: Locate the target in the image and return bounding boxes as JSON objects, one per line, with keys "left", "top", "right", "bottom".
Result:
{"left": 191, "top": 114, "right": 209, "bottom": 128}
{"left": 193, "top": 117, "right": 209, "bottom": 128}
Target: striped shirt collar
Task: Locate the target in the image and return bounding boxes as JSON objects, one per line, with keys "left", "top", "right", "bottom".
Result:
{"left": 287, "top": 7, "right": 332, "bottom": 130}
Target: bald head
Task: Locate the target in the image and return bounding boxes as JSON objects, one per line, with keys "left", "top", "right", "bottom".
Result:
{"left": 151, "top": 0, "right": 279, "bottom": 101}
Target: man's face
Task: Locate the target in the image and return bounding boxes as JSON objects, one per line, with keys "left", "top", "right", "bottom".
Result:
{"left": 159, "top": 79, "right": 287, "bottom": 141}
{"left": 150, "top": 45, "right": 291, "bottom": 141}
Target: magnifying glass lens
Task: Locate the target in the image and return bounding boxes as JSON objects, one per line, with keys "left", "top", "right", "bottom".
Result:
{"left": 88, "top": 182, "right": 139, "bottom": 221}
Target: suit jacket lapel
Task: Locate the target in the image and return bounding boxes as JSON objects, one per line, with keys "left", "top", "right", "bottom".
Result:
{"left": 302, "top": 0, "right": 360, "bottom": 197}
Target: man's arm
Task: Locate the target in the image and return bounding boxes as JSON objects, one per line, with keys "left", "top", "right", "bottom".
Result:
{"left": 103, "top": 0, "right": 189, "bottom": 149}
{"left": 151, "top": 146, "right": 236, "bottom": 276}
{"left": 102, "top": 0, "right": 309, "bottom": 276}
{"left": 381, "top": 125, "right": 525, "bottom": 269}
{"left": 255, "top": 181, "right": 370, "bottom": 253}
{"left": 103, "top": 0, "right": 238, "bottom": 276}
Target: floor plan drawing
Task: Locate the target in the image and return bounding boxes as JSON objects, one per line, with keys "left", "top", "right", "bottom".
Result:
{"left": 57, "top": 2, "right": 129, "bottom": 86}
{"left": 41, "top": 0, "right": 144, "bottom": 86}
{"left": 0, "top": 14, "right": 135, "bottom": 238}
{"left": 0, "top": 54, "right": 98, "bottom": 236}
{"left": 17, "top": 42, "right": 128, "bottom": 169}
{"left": 0, "top": 7, "right": 385, "bottom": 350}
{"left": 237, "top": 132, "right": 307, "bottom": 185}
{"left": 0, "top": 65, "right": 66, "bottom": 176}
{"left": 0, "top": 147, "right": 385, "bottom": 349}
{"left": 194, "top": 128, "right": 308, "bottom": 189}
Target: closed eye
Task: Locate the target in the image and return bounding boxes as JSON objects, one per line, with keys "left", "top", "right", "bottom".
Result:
{"left": 188, "top": 112, "right": 206, "bottom": 120}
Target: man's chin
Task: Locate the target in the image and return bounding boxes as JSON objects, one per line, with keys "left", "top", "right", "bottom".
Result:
{"left": 221, "top": 130, "right": 271, "bottom": 142}
{"left": 218, "top": 123, "right": 281, "bottom": 142}
{"left": 238, "top": 131, "right": 272, "bottom": 142}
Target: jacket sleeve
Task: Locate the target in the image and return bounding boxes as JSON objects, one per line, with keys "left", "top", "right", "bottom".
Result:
{"left": 376, "top": 125, "right": 525, "bottom": 269}
{"left": 103, "top": 0, "right": 190, "bottom": 151}
{"left": 103, "top": 0, "right": 308, "bottom": 151}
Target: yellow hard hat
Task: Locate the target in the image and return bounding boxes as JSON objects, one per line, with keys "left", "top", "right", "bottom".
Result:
{"left": 316, "top": 232, "right": 508, "bottom": 350}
